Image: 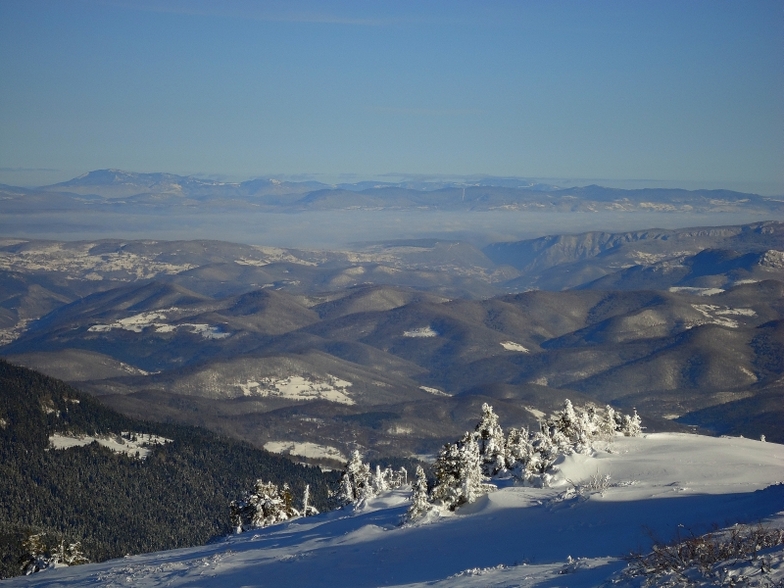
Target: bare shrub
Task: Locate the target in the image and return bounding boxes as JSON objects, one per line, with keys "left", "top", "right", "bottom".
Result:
{"left": 624, "top": 524, "right": 784, "bottom": 587}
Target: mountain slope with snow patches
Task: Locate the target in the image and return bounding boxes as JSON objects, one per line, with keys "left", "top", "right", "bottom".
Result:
{"left": 7, "top": 433, "right": 783, "bottom": 587}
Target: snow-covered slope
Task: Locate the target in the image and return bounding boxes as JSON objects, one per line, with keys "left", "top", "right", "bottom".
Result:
{"left": 6, "top": 433, "right": 784, "bottom": 587}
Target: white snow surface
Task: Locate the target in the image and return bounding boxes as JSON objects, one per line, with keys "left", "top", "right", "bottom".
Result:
{"left": 236, "top": 375, "right": 354, "bottom": 405}
{"left": 403, "top": 326, "right": 438, "bottom": 338}
{"left": 419, "top": 385, "right": 451, "bottom": 397}
{"left": 500, "top": 340, "right": 529, "bottom": 353}
{"left": 88, "top": 309, "right": 230, "bottom": 339}
{"left": 48, "top": 432, "right": 172, "bottom": 459}
{"left": 263, "top": 441, "right": 347, "bottom": 464}
{"left": 669, "top": 286, "right": 725, "bottom": 296}
{"left": 690, "top": 303, "right": 757, "bottom": 328}
{"left": 8, "top": 433, "right": 784, "bottom": 587}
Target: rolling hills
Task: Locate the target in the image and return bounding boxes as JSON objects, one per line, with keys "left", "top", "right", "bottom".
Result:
{"left": 2, "top": 222, "right": 782, "bottom": 462}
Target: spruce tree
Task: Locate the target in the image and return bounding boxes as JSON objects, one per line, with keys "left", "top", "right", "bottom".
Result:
{"left": 337, "top": 450, "right": 373, "bottom": 505}
{"left": 406, "top": 465, "right": 430, "bottom": 522}
{"left": 475, "top": 403, "right": 506, "bottom": 476}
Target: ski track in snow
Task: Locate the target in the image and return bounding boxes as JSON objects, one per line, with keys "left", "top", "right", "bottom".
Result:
{"left": 7, "top": 433, "right": 784, "bottom": 588}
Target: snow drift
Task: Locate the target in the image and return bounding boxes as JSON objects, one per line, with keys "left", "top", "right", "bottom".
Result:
{"left": 5, "top": 433, "right": 783, "bottom": 587}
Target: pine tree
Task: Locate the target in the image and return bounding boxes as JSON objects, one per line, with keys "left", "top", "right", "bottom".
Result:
{"left": 229, "top": 494, "right": 255, "bottom": 533}
{"left": 373, "top": 465, "right": 389, "bottom": 494}
{"left": 301, "top": 484, "right": 319, "bottom": 517}
{"left": 248, "top": 479, "right": 297, "bottom": 528}
{"left": 601, "top": 405, "right": 619, "bottom": 437}
{"left": 431, "top": 432, "right": 494, "bottom": 510}
{"left": 458, "top": 433, "right": 486, "bottom": 505}
{"left": 19, "top": 532, "right": 88, "bottom": 574}
{"left": 619, "top": 409, "right": 642, "bottom": 436}
{"left": 406, "top": 465, "right": 431, "bottom": 522}
{"left": 505, "top": 426, "right": 533, "bottom": 473}
{"left": 475, "top": 403, "right": 506, "bottom": 476}
{"left": 20, "top": 532, "right": 49, "bottom": 575}
{"left": 337, "top": 450, "right": 373, "bottom": 506}
{"left": 431, "top": 440, "right": 463, "bottom": 509}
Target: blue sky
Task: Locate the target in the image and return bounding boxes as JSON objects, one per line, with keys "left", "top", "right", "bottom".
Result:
{"left": 1, "top": 0, "right": 782, "bottom": 193}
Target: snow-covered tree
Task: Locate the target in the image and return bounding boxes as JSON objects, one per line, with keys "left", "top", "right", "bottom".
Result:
{"left": 505, "top": 426, "right": 534, "bottom": 472}
{"left": 546, "top": 399, "right": 596, "bottom": 451}
{"left": 529, "top": 424, "right": 562, "bottom": 475}
{"left": 431, "top": 432, "right": 494, "bottom": 510}
{"left": 20, "top": 533, "right": 49, "bottom": 575}
{"left": 459, "top": 433, "right": 489, "bottom": 504}
{"left": 401, "top": 400, "right": 644, "bottom": 521}
{"left": 229, "top": 495, "right": 254, "bottom": 533}
{"left": 600, "top": 405, "right": 619, "bottom": 437}
{"left": 373, "top": 465, "right": 389, "bottom": 494}
{"left": 20, "top": 532, "right": 88, "bottom": 575}
{"left": 430, "top": 439, "right": 462, "bottom": 509}
{"left": 475, "top": 403, "right": 506, "bottom": 476}
{"left": 382, "top": 466, "right": 407, "bottom": 489}
{"left": 618, "top": 409, "right": 642, "bottom": 436}
{"left": 231, "top": 478, "right": 301, "bottom": 532}
{"left": 406, "top": 465, "right": 431, "bottom": 522}
{"left": 249, "top": 479, "right": 298, "bottom": 528}
{"left": 337, "top": 450, "right": 373, "bottom": 506}
{"left": 301, "top": 484, "right": 318, "bottom": 517}
{"left": 53, "top": 540, "right": 88, "bottom": 567}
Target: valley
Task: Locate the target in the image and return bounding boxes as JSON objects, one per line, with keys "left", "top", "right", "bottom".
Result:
{"left": 2, "top": 212, "right": 782, "bottom": 466}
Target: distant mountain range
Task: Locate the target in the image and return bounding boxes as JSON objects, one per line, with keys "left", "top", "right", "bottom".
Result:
{"left": 1, "top": 169, "right": 782, "bottom": 213}
{"left": 2, "top": 221, "right": 782, "bottom": 462}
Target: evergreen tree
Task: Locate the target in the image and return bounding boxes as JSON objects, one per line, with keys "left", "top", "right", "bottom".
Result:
{"left": 475, "top": 403, "right": 506, "bottom": 476}
{"left": 458, "top": 433, "right": 486, "bottom": 505}
{"left": 19, "top": 532, "right": 49, "bottom": 575}
{"left": 373, "top": 465, "right": 389, "bottom": 494}
{"left": 505, "top": 426, "right": 534, "bottom": 472}
{"left": 229, "top": 495, "right": 254, "bottom": 534}
{"left": 432, "top": 432, "right": 494, "bottom": 510}
{"left": 19, "top": 532, "right": 88, "bottom": 575}
{"left": 431, "top": 440, "right": 463, "bottom": 509}
{"left": 601, "top": 405, "right": 619, "bottom": 437}
{"left": 248, "top": 479, "right": 298, "bottom": 528}
{"left": 406, "top": 465, "right": 430, "bottom": 523}
{"left": 619, "top": 409, "right": 643, "bottom": 436}
{"left": 337, "top": 450, "right": 373, "bottom": 505}
{"left": 301, "top": 485, "right": 318, "bottom": 517}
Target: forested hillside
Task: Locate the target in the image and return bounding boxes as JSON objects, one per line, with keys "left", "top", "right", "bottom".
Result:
{"left": 0, "top": 359, "right": 339, "bottom": 579}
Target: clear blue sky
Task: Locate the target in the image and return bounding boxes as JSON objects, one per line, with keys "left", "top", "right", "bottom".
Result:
{"left": 1, "top": 0, "right": 782, "bottom": 193}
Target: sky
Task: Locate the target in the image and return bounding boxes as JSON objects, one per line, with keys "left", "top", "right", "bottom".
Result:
{"left": 0, "top": 0, "right": 782, "bottom": 194}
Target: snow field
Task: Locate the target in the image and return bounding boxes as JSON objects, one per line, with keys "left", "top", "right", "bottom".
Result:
{"left": 500, "top": 340, "right": 529, "bottom": 352}
{"left": 48, "top": 432, "right": 172, "bottom": 459}
{"left": 403, "top": 327, "right": 438, "bottom": 338}
{"left": 87, "top": 308, "right": 230, "bottom": 339}
{"left": 9, "top": 432, "right": 783, "bottom": 587}
{"left": 419, "top": 385, "right": 451, "bottom": 397}
{"left": 236, "top": 374, "right": 355, "bottom": 404}
{"left": 263, "top": 441, "right": 347, "bottom": 464}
